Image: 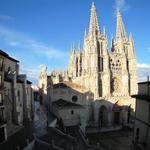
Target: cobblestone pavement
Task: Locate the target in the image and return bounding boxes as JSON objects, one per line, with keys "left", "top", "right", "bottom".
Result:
{"left": 33, "top": 101, "right": 48, "bottom": 137}
{"left": 87, "top": 130, "right": 133, "bottom": 150}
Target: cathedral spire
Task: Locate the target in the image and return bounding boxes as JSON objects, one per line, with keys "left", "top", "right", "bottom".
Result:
{"left": 71, "top": 43, "right": 75, "bottom": 54}
{"left": 129, "top": 32, "right": 134, "bottom": 46}
{"left": 116, "top": 9, "right": 127, "bottom": 42}
{"left": 84, "top": 28, "right": 87, "bottom": 37}
{"left": 103, "top": 26, "right": 106, "bottom": 37}
{"left": 89, "top": 2, "right": 101, "bottom": 39}
{"left": 129, "top": 32, "right": 135, "bottom": 58}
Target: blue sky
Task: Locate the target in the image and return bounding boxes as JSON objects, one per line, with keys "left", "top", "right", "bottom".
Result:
{"left": 0, "top": 0, "right": 150, "bottom": 84}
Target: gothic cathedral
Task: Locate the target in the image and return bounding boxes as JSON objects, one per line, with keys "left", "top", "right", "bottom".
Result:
{"left": 39, "top": 2, "right": 138, "bottom": 129}
{"left": 68, "top": 2, "right": 138, "bottom": 99}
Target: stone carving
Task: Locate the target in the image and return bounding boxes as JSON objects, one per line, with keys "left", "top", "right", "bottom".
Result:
{"left": 112, "top": 78, "right": 121, "bottom": 93}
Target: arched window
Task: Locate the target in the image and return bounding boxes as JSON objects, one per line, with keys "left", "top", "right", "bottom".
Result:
{"left": 127, "top": 106, "right": 131, "bottom": 123}
{"left": 98, "top": 80, "right": 102, "bottom": 97}
{"left": 136, "top": 128, "right": 140, "bottom": 141}
{"left": 114, "top": 111, "right": 120, "bottom": 125}
{"left": 17, "top": 90, "right": 20, "bottom": 102}
{"left": 76, "top": 57, "right": 78, "bottom": 77}
{"left": 99, "top": 105, "right": 108, "bottom": 127}
{"left": 71, "top": 110, "right": 74, "bottom": 115}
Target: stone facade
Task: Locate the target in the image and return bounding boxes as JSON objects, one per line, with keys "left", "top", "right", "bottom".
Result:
{"left": 133, "top": 81, "right": 150, "bottom": 150}
{"left": 67, "top": 3, "right": 138, "bottom": 98}
{"left": 0, "top": 52, "right": 7, "bottom": 143}
{"left": 39, "top": 66, "right": 52, "bottom": 106}
{"left": 39, "top": 2, "right": 138, "bottom": 131}
{"left": 0, "top": 50, "right": 34, "bottom": 143}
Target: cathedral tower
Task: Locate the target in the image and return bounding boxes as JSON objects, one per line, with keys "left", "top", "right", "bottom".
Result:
{"left": 82, "top": 2, "right": 110, "bottom": 98}
{"left": 67, "top": 3, "right": 137, "bottom": 99}
{"left": 110, "top": 10, "right": 138, "bottom": 96}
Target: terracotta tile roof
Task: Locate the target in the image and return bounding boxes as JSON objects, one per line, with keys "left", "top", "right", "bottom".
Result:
{"left": 53, "top": 81, "right": 87, "bottom": 92}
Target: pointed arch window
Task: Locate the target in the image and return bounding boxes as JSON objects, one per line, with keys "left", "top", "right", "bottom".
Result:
{"left": 76, "top": 57, "right": 78, "bottom": 77}
{"left": 98, "top": 79, "right": 102, "bottom": 97}
{"left": 98, "top": 57, "right": 103, "bottom": 72}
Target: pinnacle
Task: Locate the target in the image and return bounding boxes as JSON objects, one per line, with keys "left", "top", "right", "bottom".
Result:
{"left": 116, "top": 9, "right": 121, "bottom": 17}
{"left": 116, "top": 9, "right": 127, "bottom": 41}
{"left": 91, "top": 1, "right": 95, "bottom": 9}
{"left": 89, "top": 1, "right": 101, "bottom": 38}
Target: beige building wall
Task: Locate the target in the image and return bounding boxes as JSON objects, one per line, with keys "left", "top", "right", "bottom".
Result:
{"left": 26, "top": 83, "right": 33, "bottom": 120}
{"left": 138, "top": 83, "right": 150, "bottom": 95}
{"left": 134, "top": 82, "right": 150, "bottom": 150}
{"left": 4, "top": 58, "right": 18, "bottom": 73}
{"left": 0, "top": 50, "right": 33, "bottom": 140}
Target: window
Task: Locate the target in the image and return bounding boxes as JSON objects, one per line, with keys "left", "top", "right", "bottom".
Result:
{"left": 98, "top": 57, "right": 103, "bottom": 72}
{"left": 136, "top": 128, "right": 140, "bottom": 141}
{"left": 0, "top": 58, "right": 3, "bottom": 71}
{"left": 71, "top": 110, "right": 74, "bottom": 115}
{"left": 8, "top": 67, "right": 11, "bottom": 72}
{"left": 97, "top": 41, "right": 100, "bottom": 56}
{"left": 0, "top": 107, "right": 4, "bottom": 123}
{"left": 72, "top": 95, "right": 78, "bottom": 102}
{"left": 98, "top": 80, "right": 102, "bottom": 97}
{"left": 0, "top": 75, "right": 2, "bottom": 87}
{"left": 17, "top": 91, "right": 20, "bottom": 102}
{"left": 76, "top": 58, "right": 78, "bottom": 77}
{"left": 0, "top": 95, "right": 1, "bottom": 104}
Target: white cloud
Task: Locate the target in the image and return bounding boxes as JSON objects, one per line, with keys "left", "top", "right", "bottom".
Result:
{"left": 0, "top": 25, "right": 68, "bottom": 59}
{"left": 9, "top": 41, "right": 18, "bottom": 46}
{"left": 147, "top": 47, "right": 150, "bottom": 52}
{"left": 114, "top": 0, "right": 129, "bottom": 12}
{"left": 137, "top": 63, "right": 150, "bottom": 68}
{"left": 0, "top": 25, "right": 69, "bottom": 84}
{"left": 137, "top": 63, "right": 150, "bottom": 82}
{"left": 20, "top": 66, "right": 40, "bottom": 84}
{"left": 31, "top": 42, "right": 68, "bottom": 59}
{"left": 0, "top": 15, "right": 14, "bottom": 21}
